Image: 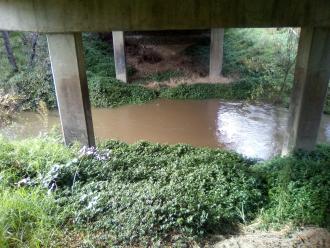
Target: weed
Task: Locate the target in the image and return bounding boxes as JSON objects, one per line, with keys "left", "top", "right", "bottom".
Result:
{"left": 0, "top": 188, "right": 59, "bottom": 248}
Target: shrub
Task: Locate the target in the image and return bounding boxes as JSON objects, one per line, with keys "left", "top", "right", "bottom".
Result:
{"left": 5, "top": 68, "right": 56, "bottom": 110}
{"left": 88, "top": 78, "right": 158, "bottom": 108}
{"left": 160, "top": 80, "right": 255, "bottom": 101}
{"left": 51, "top": 141, "right": 265, "bottom": 245}
{"left": 256, "top": 144, "right": 330, "bottom": 228}
{"left": 0, "top": 90, "right": 21, "bottom": 127}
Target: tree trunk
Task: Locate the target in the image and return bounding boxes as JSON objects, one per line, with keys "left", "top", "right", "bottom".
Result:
{"left": 29, "top": 32, "right": 38, "bottom": 67}
{"left": 1, "top": 31, "right": 18, "bottom": 72}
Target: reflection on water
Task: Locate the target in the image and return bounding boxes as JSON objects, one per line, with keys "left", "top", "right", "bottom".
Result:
{"left": 1, "top": 99, "right": 330, "bottom": 160}
{"left": 216, "top": 102, "right": 288, "bottom": 159}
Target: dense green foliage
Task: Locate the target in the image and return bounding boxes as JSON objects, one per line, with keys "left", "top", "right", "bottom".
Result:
{"left": 54, "top": 141, "right": 264, "bottom": 245}
{"left": 0, "top": 136, "right": 329, "bottom": 246}
{"left": 0, "top": 33, "right": 56, "bottom": 110}
{"left": 256, "top": 145, "right": 330, "bottom": 228}
{"left": 0, "top": 90, "right": 20, "bottom": 127}
{"left": 186, "top": 29, "right": 299, "bottom": 105}
{"left": 160, "top": 80, "right": 255, "bottom": 100}
{"left": 0, "top": 33, "right": 160, "bottom": 110}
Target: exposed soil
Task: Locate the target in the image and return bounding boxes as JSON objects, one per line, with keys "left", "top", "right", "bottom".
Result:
{"left": 205, "top": 227, "right": 330, "bottom": 248}
{"left": 102, "top": 32, "right": 235, "bottom": 86}
{"left": 127, "top": 41, "right": 235, "bottom": 86}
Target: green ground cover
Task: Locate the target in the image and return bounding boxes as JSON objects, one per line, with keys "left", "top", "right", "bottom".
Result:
{"left": 0, "top": 136, "right": 329, "bottom": 247}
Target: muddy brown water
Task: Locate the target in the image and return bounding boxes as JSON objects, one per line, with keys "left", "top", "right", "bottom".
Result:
{"left": 1, "top": 99, "right": 330, "bottom": 160}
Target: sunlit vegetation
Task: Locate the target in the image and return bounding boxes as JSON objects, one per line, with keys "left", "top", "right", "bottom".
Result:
{"left": 0, "top": 90, "right": 21, "bottom": 127}
{"left": 0, "top": 136, "right": 329, "bottom": 246}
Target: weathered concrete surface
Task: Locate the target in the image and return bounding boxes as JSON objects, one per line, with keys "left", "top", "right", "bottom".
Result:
{"left": 113, "top": 31, "right": 127, "bottom": 83}
{"left": 47, "top": 33, "right": 95, "bottom": 146}
{"left": 283, "top": 27, "right": 330, "bottom": 154}
{"left": 0, "top": 0, "right": 330, "bottom": 32}
{"left": 209, "top": 28, "right": 224, "bottom": 79}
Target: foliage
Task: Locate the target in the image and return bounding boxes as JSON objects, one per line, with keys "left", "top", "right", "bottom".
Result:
{"left": 0, "top": 32, "right": 56, "bottom": 110}
{"left": 88, "top": 77, "right": 158, "bottom": 108}
{"left": 5, "top": 67, "right": 56, "bottom": 110}
{"left": 0, "top": 29, "right": 307, "bottom": 112}
{"left": 0, "top": 136, "right": 74, "bottom": 187}
{"left": 0, "top": 137, "right": 329, "bottom": 246}
{"left": 84, "top": 34, "right": 158, "bottom": 108}
{"left": 84, "top": 33, "right": 116, "bottom": 79}
{"left": 255, "top": 144, "right": 330, "bottom": 228}
{"left": 0, "top": 137, "right": 265, "bottom": 246}
{"left": 185, "top": 28, "right": 300, "bottom": 105}
{"left": 51, "top": 141, "right": 265, "bottom": 245}
{"left": 0, "top": 188, "right": 59, "bottom": 248}
{"left": 224, "top": 28, "right": 298, "bottom": 104}
{"left": 160, "top": 80, "right": 256, "bottom": 100}
{"left": 0, "top": 90, "right": 21, "bottom": 127}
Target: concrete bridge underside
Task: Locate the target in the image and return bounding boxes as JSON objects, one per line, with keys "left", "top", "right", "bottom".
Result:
{"left": 0, "top": 0, "right": 329, "bottom": 154}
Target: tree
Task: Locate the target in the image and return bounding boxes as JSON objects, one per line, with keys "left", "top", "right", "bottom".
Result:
{"left": 1, "top": 31, "right": 18, "bottom": 72}
{"left": 29, "top": 32, "right": 39, "bottom": 67}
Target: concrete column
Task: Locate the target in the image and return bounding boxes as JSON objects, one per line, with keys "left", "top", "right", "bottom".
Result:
{"left": 209, "top": 28, "right": 224, "bottom": 80}
{"left": 47, "top": 33, "right": 95, "bottom": 147}
{"left": 112, "top": 31, "right": 127, "bottom": 83}
{"left": 282, "top": 27, "right": 330, "bottom": 154}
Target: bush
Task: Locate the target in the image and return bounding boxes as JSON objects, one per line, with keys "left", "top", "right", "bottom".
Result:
{"left": 5, "top": 68, "right": 56, "bottom": 110}
{"left": 51, "top": 141, "right": 265, "bottom": 245}
{"left": 256, "top": 145, "right": 330, "bottom": 228}
{"left": 88, "top": 77, "right": 158, "bottom": 108}
{"left": 160, "top": 80, "right": 256, "bottom": 101}
{"left": 0, "top": 90, "right": 21, "bottom": 127}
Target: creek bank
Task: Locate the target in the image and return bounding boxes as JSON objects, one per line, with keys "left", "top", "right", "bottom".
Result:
{"left": 0, "top": 137, "right": 329, "bottom": 246}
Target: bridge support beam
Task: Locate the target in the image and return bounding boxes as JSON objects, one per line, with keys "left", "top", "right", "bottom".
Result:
{"left": 209, "top": 28, "right": 224, "bottom": 80}
{"left": 113, "top": 31, "right": 127, "bottom": 83}
{"left": 47, "top": 33, "right": 95, "bottom": 146}
{"left": 283, "top": 27, "right": 330, "bottom": 154}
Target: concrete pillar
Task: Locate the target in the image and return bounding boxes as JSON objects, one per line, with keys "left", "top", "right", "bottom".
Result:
{"left": 112, "top": 31, "right": 127, "bottom": 83}
{"left": 209, "top": 28, "right": 224, "bottom": 79}
{"left": 47, "top": 33, "right": 95, "bottom": 147}
{"left": 282, "top": 27, "right": 330, "bottom": 154}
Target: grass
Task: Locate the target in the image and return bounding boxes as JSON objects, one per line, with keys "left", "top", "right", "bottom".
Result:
{"left": 255, "top": 145, "right": 330, "bottom": 228}
{"left": 0, "top": 136, "right": 329, "bottom": 246}
{"left": 0, "top": 188, "right": 59, "bottom": 248}
{"left": 0, "top": 136, "right": 74, "bottom": 187}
